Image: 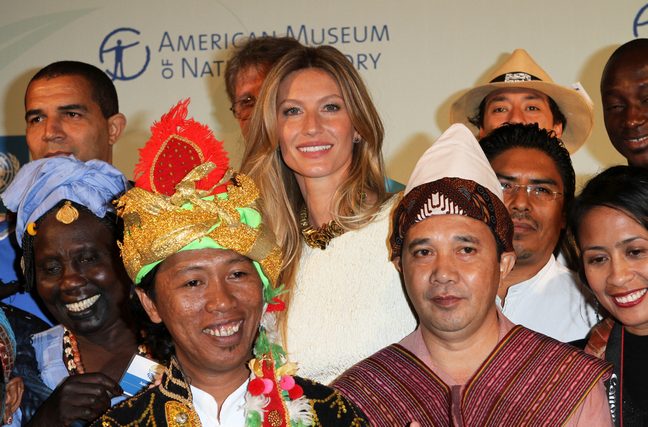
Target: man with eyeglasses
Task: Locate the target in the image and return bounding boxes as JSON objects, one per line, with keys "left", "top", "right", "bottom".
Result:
{"left": 479, "top": 123, "right": 598, "bottom": 342}
{"left": 225, "top": 36, "right": 303, "bottom": 140}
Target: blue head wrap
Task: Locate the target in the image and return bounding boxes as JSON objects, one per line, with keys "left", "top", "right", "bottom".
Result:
{"left": 1, "top": 156, "right": 128, "bottom": 246}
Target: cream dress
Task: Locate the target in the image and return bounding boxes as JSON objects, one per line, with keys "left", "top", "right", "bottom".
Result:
{"left": 286, "top": 195, "right": 417, "bottom": 384}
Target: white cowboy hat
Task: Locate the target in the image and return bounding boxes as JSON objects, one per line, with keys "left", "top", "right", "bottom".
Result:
{"left": 450, "top": 49, "right": 593, "bottom": 153}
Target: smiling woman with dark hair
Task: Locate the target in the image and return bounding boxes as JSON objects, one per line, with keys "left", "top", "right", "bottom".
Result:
{"left": 1, "top": 156, "right": 143, "bottom": 426}
{"left": 569, "top": 165, "right": 648, "bottom": 426}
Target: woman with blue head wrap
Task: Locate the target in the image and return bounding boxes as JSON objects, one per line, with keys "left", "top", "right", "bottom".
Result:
{"left": 1, "top": 156, "right": 145, "bottom": 426}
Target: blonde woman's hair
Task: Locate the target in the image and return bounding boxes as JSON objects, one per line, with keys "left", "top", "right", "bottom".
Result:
{"left": 240, "top": 45, "right": 388, "bottom": 339}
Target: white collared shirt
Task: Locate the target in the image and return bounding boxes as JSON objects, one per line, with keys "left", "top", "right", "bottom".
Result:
{"left": 190, "top": 379, "right": 248, "bottom": 426}
{"left": 496, "top": 256, "right": 599, "bottom": 342}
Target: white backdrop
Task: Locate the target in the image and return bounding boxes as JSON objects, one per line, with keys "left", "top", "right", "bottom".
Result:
{"left": 3, "top": 0, "right": 648, "bottom": 187}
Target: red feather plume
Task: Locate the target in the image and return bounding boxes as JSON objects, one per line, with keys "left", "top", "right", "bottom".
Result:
{"left": 133, "top": 99, "right": 229, "bottom": 196}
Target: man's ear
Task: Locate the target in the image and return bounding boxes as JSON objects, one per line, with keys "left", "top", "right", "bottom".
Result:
{"left": 4, "top": 377, "right": 23, "bottom": 424}
{"left": 552, "top": 121, "right": 564, "bottom": 138}
{"left": 135, "top": 287, "right": 163, "bottom": 324}
{"left": 107, "top": 113, "right": 127, "bottom": 146}
{"left": 498, "top": 251, "right": 517, "bottom": 279}
{"left": 392, "top": 256, "right": 402, "bottom": 274}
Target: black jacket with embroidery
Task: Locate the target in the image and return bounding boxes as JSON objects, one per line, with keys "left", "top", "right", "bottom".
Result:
{"left": 91, "top": 357, "right": 368, "bottom": 427}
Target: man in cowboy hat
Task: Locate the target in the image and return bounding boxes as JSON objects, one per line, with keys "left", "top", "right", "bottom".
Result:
{"left": 333, "top": 124, "right": 612, "bottom": 426}
{"left": 450, "top": 49, "right": 593, "bottom": 153}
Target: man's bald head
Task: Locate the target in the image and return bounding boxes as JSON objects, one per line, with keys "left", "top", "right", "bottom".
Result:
{"left": 601, "top": 38, "right": 648, "bottom": 167}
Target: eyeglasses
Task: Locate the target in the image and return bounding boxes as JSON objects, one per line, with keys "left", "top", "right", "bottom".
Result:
{"left": 500, "top": 182, "right": 564, "bottom": 202}
{"left": 230, "top": 95, "right": 256, "bottom": 120}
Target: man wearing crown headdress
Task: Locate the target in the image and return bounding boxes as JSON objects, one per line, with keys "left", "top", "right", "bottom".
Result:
{"left": 333, "top": 124, "right": 613, "bottom": 426}
{"left": 91, "top": 100, "right": 367, "bottom": 427}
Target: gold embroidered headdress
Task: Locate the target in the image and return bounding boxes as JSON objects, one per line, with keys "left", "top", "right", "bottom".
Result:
{"left": 118, "top": 169, "right": 281, "bottom": 288}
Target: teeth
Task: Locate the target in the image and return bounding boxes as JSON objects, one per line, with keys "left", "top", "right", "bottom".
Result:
{"left": 615, "top": 289, "right": 647, "bottom": 304}
{"left": 298, "top": 145, "right": 332, "bottom": 153}
{"left": 66, "top": 295, "right": 100, "bottom": 313}
{"left": 626, "top": 136, "right": 648, "bottom": 145}
{"left": 203, "top": 321, "right": 242, "bottom": 337}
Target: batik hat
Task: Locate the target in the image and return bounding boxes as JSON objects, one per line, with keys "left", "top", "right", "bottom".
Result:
{"left": 449, "top": 48, "right": 593, "bottom": 153}
{"left": 117, "top": 100, "right": 312, "bottom": 427}
{"left": 390, "top": 123, "right": 513, "bottom": 258}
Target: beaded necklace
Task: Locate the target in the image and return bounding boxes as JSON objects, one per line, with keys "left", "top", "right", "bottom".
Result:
{"left": 62, "top": 326, "right": 150, "bottom": 375}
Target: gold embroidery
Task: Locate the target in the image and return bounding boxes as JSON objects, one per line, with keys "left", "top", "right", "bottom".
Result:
{"left": 306, "top": 385, "right": 367, "bottom": 426}
{"left": 165, "top": 401, "right": 200, "bottom": 427}
{"left": 267, "top": 409, "right": 282, "bottom": 426}
{"left": 117, "top": 169, "right": 281, "bottom": 287}
{"left": 95, "top": 393, "right": 159, "bottom": 426}
{"left": 158, "top": 358, "right": 194, "bottom": 408}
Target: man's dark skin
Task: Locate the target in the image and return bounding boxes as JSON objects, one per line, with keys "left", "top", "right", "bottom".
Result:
{"left": 601, "top": 38, "right": 648, "bottom": 168}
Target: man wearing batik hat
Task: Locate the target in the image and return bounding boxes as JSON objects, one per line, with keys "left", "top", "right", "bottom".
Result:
{"left": 333, "top": 124, "right": 612, "bottom": 426}
{"left": 450, "top": 49, "right": 593, "bottom": 153}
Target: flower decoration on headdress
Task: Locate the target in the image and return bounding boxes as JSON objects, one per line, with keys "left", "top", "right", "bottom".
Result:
{"left": 117, "top": 100, "right": 312, "bottom": 427}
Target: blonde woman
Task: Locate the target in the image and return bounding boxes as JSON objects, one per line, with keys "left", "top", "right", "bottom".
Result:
{"left": 241, "top": 45, "right": 416, "bottom": 384}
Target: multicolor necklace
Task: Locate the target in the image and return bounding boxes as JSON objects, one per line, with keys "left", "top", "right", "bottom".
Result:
{"left": 62, "top": 326, "right": 150, "bottom": 375}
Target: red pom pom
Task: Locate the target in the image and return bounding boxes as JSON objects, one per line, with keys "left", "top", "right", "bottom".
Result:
{"left": 248, "top": 378, "right": 265, "bottom": 396}
{"left": 267, "top": 297, "right": 286, "bottom": 312}
{"left": 288, "top": 383, "right": 303, "bottom": 400}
